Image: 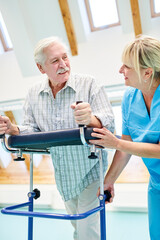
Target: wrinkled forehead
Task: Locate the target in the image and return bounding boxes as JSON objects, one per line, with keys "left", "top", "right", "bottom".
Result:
{"left": 43, "top": 43, "right": 68, "bottom": 64}
{"left": 44, "top": 42, "right": 67, "bottom": 54}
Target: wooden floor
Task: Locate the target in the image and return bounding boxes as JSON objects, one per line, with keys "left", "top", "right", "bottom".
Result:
{"left": 0, "top": 155, "right": 55, "bottom": 184}
{"left": 0, "top": 154, "right": 149, "bottom": 184}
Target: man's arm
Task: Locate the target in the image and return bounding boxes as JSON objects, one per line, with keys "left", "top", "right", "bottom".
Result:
{"left": 71, "top": 83, "right": 114, "bottom": 130}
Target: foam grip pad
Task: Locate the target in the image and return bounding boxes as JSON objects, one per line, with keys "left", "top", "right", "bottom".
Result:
{"left": 8, "top": 127, "right": 97, "bottom": 150}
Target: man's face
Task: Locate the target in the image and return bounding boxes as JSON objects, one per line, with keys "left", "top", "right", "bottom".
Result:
{"left": 38, "top": 43, "right": 71, "bottom": 87}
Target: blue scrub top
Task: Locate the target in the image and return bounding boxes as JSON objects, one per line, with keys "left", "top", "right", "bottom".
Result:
{"left": 122, "top": 85, "right": 160, "bottom": 189}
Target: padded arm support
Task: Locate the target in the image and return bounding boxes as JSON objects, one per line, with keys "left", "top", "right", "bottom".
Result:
{"left": 8, "top": 127, "right": 97, "bottom": 150}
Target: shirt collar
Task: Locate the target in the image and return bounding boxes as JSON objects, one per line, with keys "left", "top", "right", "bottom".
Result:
{"left": 38, "top": 73, "right": 76, "bottom": 95}
{"left": 38, "top": 78, "right": 51, "bottom": 95}
{"left": 63, "top": 73, "right": 76, "bottom": 92}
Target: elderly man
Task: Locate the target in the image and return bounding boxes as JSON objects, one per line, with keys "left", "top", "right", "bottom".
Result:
{"left": 0, "top": 36, "right": 114, "bottom": 240}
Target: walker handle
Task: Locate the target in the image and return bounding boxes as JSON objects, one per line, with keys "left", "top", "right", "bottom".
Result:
{"left": 104, "top": 190, "right": 112, "bottom": 202}
{"left": 76, "top": 101, "right": 84, "bottom": 127}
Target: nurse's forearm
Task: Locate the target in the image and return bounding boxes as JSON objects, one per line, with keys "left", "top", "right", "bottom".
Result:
{"left": 117, "top": 139, "right": 160, "bottom": 159}
{"left": 104, "top": 150, "right": 131, "bottom": 184}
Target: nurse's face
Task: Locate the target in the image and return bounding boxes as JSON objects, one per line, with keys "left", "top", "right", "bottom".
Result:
{"left": 119, "top": 64, "right": 140, "bottom": 88}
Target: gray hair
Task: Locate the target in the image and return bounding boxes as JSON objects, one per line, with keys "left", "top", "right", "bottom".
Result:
{"left": 34, "top": 36, "right": 69, "bottom": 66}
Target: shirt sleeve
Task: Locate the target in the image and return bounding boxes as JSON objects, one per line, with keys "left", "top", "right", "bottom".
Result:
{"left": 18, "top": 90, "right": 40, "bottom": 134}
{"left": 89, "top": 79, "right": 115, "bottom": 133}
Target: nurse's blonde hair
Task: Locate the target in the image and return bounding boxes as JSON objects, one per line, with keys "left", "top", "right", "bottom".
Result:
{"left": 122, "top": 35, "right": 160, "bottom": 87}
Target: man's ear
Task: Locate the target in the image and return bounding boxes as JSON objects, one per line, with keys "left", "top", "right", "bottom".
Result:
{"left": 144, "top": 68, "right": 153, "bottom": 80}
{"left": 37, "top": 63, "right": 45, "bottom": 74}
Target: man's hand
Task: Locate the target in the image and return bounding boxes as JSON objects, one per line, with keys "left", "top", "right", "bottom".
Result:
{"left": 71, "top": 102, "right": 92, "bottom": 126}
{"left": 0, "top": 115, "right": 19, "bottom": 135}
{"left": 71, "top": 102, "right": 102, "bottom": 127}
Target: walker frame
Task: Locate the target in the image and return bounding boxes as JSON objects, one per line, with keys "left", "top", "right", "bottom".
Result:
{"left": 0, "top": 127, "right": 110, "bottom": 240}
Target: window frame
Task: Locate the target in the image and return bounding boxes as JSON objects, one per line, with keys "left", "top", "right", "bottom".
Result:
{"left": 0, "top": 12, "right": 13, "bottom": 52}
{"left": 84, "top": 0, "right": 120, "bottom": 32}
{"left": 0, "top": 29, "right": 12, "bottom": 52}
{"left": 150, "top": 0, "right": 160, "bottom": 18}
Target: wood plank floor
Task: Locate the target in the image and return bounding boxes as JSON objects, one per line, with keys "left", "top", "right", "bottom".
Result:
{"left": 0, "top": 155, "right": 149, "bottom": 184}
{"left": 0, "top": 155, "right": 55, "bottom": 184}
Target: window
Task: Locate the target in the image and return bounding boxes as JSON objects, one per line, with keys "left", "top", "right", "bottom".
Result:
{"left": 150, "top": 0, "right": 160, "bottom": 17}
{"left": 0, "top": 11, "right": 13, "bottom": 52}
{"left": 85, "top": 0, "right": 120, "bottom": 31}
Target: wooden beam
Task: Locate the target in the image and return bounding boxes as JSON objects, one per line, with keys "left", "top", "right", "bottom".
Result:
{"left": 4, "top": 111, "right": 17, "bottom": 124}
{"left": 58, "top": 0, "right": 78, "bottom": 56}
{"left": 130, "top": 0, "right": 142, "bottom": 36}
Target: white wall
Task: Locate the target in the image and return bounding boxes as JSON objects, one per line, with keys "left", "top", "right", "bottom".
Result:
{"left": 0, "top": 0, "right": 160, "bottom": 101}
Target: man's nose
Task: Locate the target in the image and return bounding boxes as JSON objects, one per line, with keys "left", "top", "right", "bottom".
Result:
{"left": 59, "top": 59, "right": 66, "bottom": 68}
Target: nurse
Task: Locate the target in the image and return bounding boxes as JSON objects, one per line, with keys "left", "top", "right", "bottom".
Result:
{"left": 89, "top": 35, "right": 160, "bottom": 240}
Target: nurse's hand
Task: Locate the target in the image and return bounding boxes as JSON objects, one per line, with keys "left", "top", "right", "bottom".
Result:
{"left": 97, "top": 182, "right": 114, "bottom": 204}
{"left": 89, "top": 127, "right": 119, "bottom": 149}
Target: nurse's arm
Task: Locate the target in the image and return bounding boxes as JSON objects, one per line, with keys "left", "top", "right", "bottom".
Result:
{"left": 104, "top": 149, "right": 131, "bottom": 186}
{"left": 90, "top": 128, "right": 160, "bottom": 159}
{"left": 116, "top": 139, "right": 160, "bottom": 159}
{"left": 97, "top": 135, "right": 131, "bottom": 201}
{"left": 103, "top": 134, "right": 132, "bottom": 185}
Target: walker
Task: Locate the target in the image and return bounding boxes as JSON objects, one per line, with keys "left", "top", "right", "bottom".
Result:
{"left": 0, "top": 126, "right": 111, "bottom": 240}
